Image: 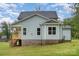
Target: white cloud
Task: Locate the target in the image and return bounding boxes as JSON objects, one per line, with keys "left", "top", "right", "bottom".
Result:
{"left": 51, "top": 3, "right": 74, "bottom": 13}
{"left": 19, "top": 3, "right": 25, "bottom": 7}
{"left": 0, "top": 3, "right": 10, "bottom": 9}
{"left": 58, "top": 10, "right": 63, "bottom": 13}
{"left": 0, "top": 3, "right": 17, "bottom": 10}
{"left": 0, "top": 3, "right": 19, "bottom": 24}
{"left": 50, "top": 4, "right": 59, "bottom": 7}
{"left": 49, "top": 3, "right": 73, "bottom": 19}
{"left": 58, "top": 14, "right": 65, "bottom": 21}
{"left": 6, "top": 9, "right": 19, "bottom": 16}
{"left": 0, "top": 3, "right": 19, "bottom": 15}
{"left": 62, "top": 4, "right": 74, "bottom": 13}
{"left": 0, "top": 17, "right": 15, "bottom": 24}
{"left": 21, "top": 9, "right": 26, "bottom": 12}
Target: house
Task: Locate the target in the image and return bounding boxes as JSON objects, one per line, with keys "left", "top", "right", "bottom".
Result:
{"left": 10, "top": 11, "right": 71, "bottom": 46}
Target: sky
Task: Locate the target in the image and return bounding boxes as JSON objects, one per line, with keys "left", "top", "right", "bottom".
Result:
{"left": 0, "top": 3, "right": 74, "bottom": 24}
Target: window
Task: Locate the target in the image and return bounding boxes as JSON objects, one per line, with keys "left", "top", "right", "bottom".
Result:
{"left": 53, "top": 27, "right": 56, "bottom": 34}
{"left": 23, "top": 28, "right": 26, "bottom": 35}
{"left": 48, "top": 27, "right": 56, "bottom": 35}
{"left": 48, "top": 27, "right": 52, "bottom": 34}
{"left": 37, "top": 28, "right": 40, "bottom": 35}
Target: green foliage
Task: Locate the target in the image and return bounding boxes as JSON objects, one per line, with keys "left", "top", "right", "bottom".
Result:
{"left": 0, "top": 32, "right": 4, "bottom": 35}
{"left": 1, "top": 22, "right": 11, "bottom": 40}
{"left": 71, "top": 16, "right": 79, "bottom": 38}
{"left": 63, "top": 18, "right": 71, "bottom": 25}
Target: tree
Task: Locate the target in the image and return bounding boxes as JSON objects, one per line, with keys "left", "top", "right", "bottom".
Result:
{"left": 72, "top": 3, "right": 79, "bottom": 39}
{"left": 1, "top": 22, "right": 11, "bottom": 40}
{"left": 63, "top": 18, "right": 71, "bottom": 25}
{"left": 74, "top": 3, "right": 79, "bottom": 15}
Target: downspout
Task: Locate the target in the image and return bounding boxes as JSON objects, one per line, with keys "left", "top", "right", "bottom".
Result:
{"left": 40, "top": 24, "right": 42, "bottom": 46}
{"left": 59, "top": 23, "right": 63, "bottom": 42}
{"left": 61, "top": 24, "right": 64, "bottom": 42}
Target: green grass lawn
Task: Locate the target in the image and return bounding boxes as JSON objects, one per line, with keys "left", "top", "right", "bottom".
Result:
{"left": 0, "top": 40, "right": 79, "bottom": 56}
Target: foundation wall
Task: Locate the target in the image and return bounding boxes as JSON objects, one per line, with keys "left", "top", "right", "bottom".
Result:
{"left": 21, "top": 39, "right": 71, "bottom": 46}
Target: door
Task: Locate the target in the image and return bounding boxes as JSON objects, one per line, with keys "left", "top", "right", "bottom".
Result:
{"left": 16, "top": 39, "right": 22, "bottom": 46}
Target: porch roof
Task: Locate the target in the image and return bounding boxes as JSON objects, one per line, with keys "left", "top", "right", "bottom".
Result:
{"left": 40, "top": 19, "right": 63, "bottom": 25}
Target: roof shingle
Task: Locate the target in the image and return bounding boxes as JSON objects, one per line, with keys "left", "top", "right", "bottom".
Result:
{"left": 18, "top": 11, "right": 58, "bottom": 20}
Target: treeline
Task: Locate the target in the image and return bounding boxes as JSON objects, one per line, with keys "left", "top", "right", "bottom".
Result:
{"left": 0, "top": 22, "right": 11, "bottom": 41}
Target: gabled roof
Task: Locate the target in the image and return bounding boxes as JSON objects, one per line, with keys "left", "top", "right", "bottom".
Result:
{"left": 18, "top": 11, "right": 58, "bottom": 20}
{"left": 13, "top": 14, "right": 61, "bottom": 25}
{"left": 13, "top": 13, "right": 51, "bottom": 25}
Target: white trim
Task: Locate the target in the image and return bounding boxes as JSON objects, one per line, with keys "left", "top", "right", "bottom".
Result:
{"left": 45, "top": 19, "right": 59, "bottom": 23}
{"left": 40, "top": 23, "right": 63, "bottom": 26}
{"left": 45, "top": 23, "right": 63, "bottom": 24}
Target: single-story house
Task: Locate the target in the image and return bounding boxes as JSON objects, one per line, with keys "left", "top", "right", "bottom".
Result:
{"left": 10, "top": 11, "right": 71, "bottom": 46}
